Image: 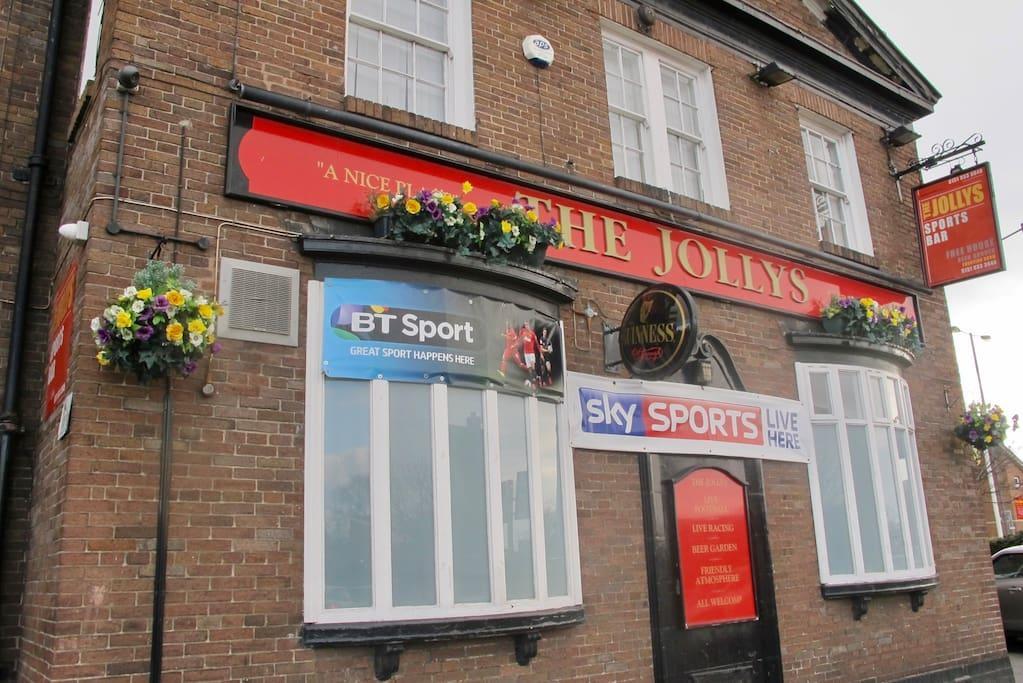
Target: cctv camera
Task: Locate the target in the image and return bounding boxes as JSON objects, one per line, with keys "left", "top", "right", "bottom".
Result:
{"left": 116, "top": 65, "right": 140, "bottom": 93}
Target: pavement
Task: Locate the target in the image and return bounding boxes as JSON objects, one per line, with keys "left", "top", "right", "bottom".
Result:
{"left": 1007, "top": 636, "right": 1023, "bottom": 681}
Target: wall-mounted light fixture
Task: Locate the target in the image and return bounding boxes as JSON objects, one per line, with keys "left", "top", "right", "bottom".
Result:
{"left": 637, "top": 5, "right": 656, "bottom": 34}
{"left": 58, "top": 220, "right": 89, "bottom": 242}
{"left": 882, "top": 124, "right": 921, "bottom": 148}
{"left": 750, "top": 62, "right": 794, "bottom": 87}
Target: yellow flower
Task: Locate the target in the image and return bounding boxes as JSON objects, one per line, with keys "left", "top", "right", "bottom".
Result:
{"left": 501, "top": 221, "right": 512, "bottom": 234}
{"left": 491, "top": 198, "right": 501, "bottom": 208}
{"left": 137, "top": 288, "right": 153, "bottom": 301}
{"left": 984, "top": 423, "right": 991, "bottom": 432}
{"left": 526, "top": 210, "right": 538, "bottom": 222}
{"left": 405, "top": 198, "right": 421, "bottom": 215}
{"left": 166, "top": 290, "right": 185, "bottom": 307}
{"left": 554, "top": 222, "right": 562, "bottom": 233}
{"left": 198, "top": 304, "right": 214, "bottom": 319}
{"left": 441, "top": 193, "right": 454, "bottom": 205}
{"left": 96, "top": 350, "right": 110, "bottom": 366}
{"left": 375, "top": 193, "right": 391, "bottom": 210}
{"left": 985, "top": 435, "right": 993, "bottom": 444}
{"left": 462, "top": 181, "right": 473, "bottom": 194}
{"left": 214, "top": 303, "right": 225, "bottom": 316}
{"left": 860, "top": 297, "right": 875, "bottom": 308}
{"left": 115, "top": 311, "right": 132, "bottom": 329}
{"left": 188, "top": 319, "right": 206, "bottom": 334}
{"left": 463, "top": 202, "right": 477, "bottom": 215}
{"left": 166, "top": 322, "right": 184, "bottom": 343}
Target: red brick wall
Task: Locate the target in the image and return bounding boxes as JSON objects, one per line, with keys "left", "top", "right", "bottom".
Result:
{"left": 6, "top": 0, "right": 1006, "bottom": 680}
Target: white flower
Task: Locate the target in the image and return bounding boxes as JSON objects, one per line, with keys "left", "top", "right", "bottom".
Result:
{"left": 513, "top": 203, "right": 524, "bottom": 212}
{"left": 103, "top": 305, "right": 122, "bottom": 322}
{"left": 189, "top": 332, "right": 204, "bottom": 346}
{"left": 120, "top": 327, "right": 133, "bottom": 340}
{"left": 511, "top": 225, "right": 520, "bottom": 238}
{"left": 527, "top": 236, "right": 538, "bottom": 252}
{"left": 195, "top": 295, "right": 208, "bottom": 306}
{"left": 179, "top": 289, "right": 192, "bottom": 300}
{"left": 90, "top": 316, "right": 101, "bottom": 332}
{"left": 131, "top": 300, "right": 145, "bottom": 313}
{"left": 123, "top": 286, "right": 138, "bottom": 298}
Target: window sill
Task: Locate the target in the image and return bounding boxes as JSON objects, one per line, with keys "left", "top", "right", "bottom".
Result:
{"left": 612, "top": 175, "right": 730, "bottom": 217}
{"left": 302, "top": 606, "right": 585, "bottom": 679}
{"left": 821, "top": 576, "right": 937, "bottom": 620}
{"left": 820, "top": 240, "right": 878, "bottom": 268}
{"left": 343, "top": 96, "right": 477, "bottom": 145}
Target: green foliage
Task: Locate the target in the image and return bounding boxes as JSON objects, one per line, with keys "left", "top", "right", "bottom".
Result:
{"left": 991, "top": 532, "right": 1023, "bottom": 556}
{"left": 819, "top": 294, "right": 922, "bottom": 351}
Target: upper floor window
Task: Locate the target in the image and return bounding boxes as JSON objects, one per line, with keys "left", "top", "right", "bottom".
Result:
{"left": 346, "top": 0, "right": 475, "bottom": 129}
{"left": 78, "top": 0, "right": 105, "bottom": 95}
{"left": 796, "top": 363, "right": 934, "bottom": 586}
{"left": 601, "top": 26, "right": 729, "bottom": 209}
{"left": 799, "top": 112, "right": 872, "bottom": 255}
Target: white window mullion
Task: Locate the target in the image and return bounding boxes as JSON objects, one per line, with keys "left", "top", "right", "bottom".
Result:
{"left": 483, "top": 390, "right": 507, "bottom": 605}
{"left": 557, "top": 403, "right": 583, "bottom": 603}
{"left": 887, "top": 425, "right": 918, "bottom": 570}
{"left": 796, "top": 366, "right": 834, "bottom": 582}
{"left": 645, "top": 58, "right": 671, "bottom": 192}
{"left": 432, "top": 383, "right": 454, "bottom": 608}
{"left": 303, "top": 282, "right": 326, "bottom": 622}
{"left": 371, "top": 379, "right": 393, "bottom": 610}
{"left": 526, "top": 397, "right": 548, "bottom": 601}
{"left": 831, "top": 369, "right": 866, "bottom": 576}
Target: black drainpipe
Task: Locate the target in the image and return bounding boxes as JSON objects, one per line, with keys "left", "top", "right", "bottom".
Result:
{"left": 0, "top": 0, "right": 65, "bottom": 542}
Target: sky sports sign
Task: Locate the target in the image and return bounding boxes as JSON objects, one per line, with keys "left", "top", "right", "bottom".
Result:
{"left": 567, "top": 373, "right": 810, "bottom": 463}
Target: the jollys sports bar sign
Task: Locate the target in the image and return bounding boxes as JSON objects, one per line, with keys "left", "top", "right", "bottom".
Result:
{"left": 226, "top": 105, "right": 917, "bottom": 319}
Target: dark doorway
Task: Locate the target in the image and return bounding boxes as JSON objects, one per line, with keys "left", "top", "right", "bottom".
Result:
{"left": 641, "top": 454, "right": 782, "bottom": 681}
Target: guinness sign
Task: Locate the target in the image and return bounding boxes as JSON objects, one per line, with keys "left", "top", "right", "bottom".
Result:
{"left": 618, "top": 285, "right": 697, "bottom": 380}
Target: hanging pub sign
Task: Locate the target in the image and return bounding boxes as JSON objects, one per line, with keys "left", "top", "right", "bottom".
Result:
{"left": 322, "top": 278, "right": 564, "bottom": 397}
{"left": 567, "top": 372, "right": 810, "bottom": 463}
{"left": 225, "top": 105, "right": 919, "bottom": 321}
{"left": 912, "top": 163, "right": 1005, "bottom": 287}
{"left": 674, "top": 468, "right": 758, "bottom": 628}
{"left": 618, "top": 284, "right": 697, "bottom": 380}
{"left": 1014, "top": 496, "right": 1023, "bottom": 521}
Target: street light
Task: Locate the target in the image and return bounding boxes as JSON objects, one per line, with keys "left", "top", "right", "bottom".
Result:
{"left": 951, "top": 326, "right": 1002, "bottom": 536}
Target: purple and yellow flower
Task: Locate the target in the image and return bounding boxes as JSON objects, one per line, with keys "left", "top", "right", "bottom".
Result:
{"left": 153, "top": 295, "right": 170, "bottom": 313}
{"left": 135, "top": 325, "right": 154, "bottom": 341}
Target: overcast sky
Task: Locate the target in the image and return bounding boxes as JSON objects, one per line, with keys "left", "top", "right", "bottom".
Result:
{"left": 855, "top": 1, "right": 1023, "bottom": 450}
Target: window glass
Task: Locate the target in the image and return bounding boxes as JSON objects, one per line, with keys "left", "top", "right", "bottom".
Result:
{"left": 539, "top": 402, "right": 568, "bottom": 597}
{"left": 448, "top": 388, "right": 491, "bottom": 603}
{"left": 389, "top": 383, "right": 436, "bottom": 606}
{"left": 847, "top": 425, "right": 884, "bottom": 573}
{"left": 874, "top": 426, "right": 908, "bottom": 570}
{"left": 839, "top": 371, "right": 864, "bottom": 420}
{"left": 994, "top": 554, "right": 1023, "bottom": 579}
{"left": 809, "top": 371, "right": 832, "bottom": 415}
{"left": 324, "top": 379, "right": 373, "bottom": 608}
{"left": 813, "top": 423, "right": 854, "bottom": 575}
{"left": 499, "top": 394, "right": 536, "bottom": 600}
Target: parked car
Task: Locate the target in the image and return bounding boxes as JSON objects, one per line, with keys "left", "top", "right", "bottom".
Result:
{"left": 993, "top": 545, "right": 1023, "bottom": 634}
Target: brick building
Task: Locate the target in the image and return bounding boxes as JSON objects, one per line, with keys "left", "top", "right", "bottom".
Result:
{"left": 0, "top": 0, "right": 1013, "bottom": 681}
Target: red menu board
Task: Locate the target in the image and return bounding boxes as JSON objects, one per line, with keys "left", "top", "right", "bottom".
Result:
{"left": 912, "top": 163, "right": 1004, "bottom": 287}
{"left": 1014, "top": 497, "right": 1023, "bottom": 521}
{"left": 44, "top": 263, "right": 76, "bottom": 419}
{"left": 226, "top": 106, "right": 919, "bottom": 321}
{"left": 674, "top": 468, "right": 757, "bottom": 628}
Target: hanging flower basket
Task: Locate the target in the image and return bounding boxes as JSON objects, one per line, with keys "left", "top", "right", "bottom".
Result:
{"left": 92, "top": 261, "right": 223, "bottom": 383}
{"left": 953, "top": 402, "right": 1018, "bottom": 451}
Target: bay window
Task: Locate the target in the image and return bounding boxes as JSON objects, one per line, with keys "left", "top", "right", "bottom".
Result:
{"left": 796, "top": 363, "right": 934, "bottom": 586}
{"left": 304, "top": 281, "right": 581, "bottom": 627}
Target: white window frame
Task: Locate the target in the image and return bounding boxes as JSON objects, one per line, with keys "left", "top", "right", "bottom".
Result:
{"left": 78, "top": 0, "right": 105, "bottom": 96}
{"left": 601, "top": 21, "right": 730, "bottom": 210}
{"left": 303, "top": 281, "right": 582, "bottom": 624}
{"left": 796, "top": 362, "right": 935, "bottom": 587}
{"left": 799, "top": 111, "right": 873, "bottom": 255}
{"left": 345, "top": 0, "right": 475, "bottom": 130}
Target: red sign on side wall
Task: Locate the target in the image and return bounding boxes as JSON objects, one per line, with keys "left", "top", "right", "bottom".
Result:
{"left": 913, "top": 163, "right": 1004, "bottom": 287}
{"left": 674, "top": 468, "right": 757, "bottom": 628}
{"left": 1014, "top": 497, "right": 1023, "bottom": 521}
{"left": 44, "top": 263, "right": 76, "bottom": 419}
{"left": 226, "top": 106, "right": 919, "bottom": 322}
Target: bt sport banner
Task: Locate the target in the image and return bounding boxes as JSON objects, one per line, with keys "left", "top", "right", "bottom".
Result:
{"left": 322, "top": 279, "right": 564, "bottom": 397}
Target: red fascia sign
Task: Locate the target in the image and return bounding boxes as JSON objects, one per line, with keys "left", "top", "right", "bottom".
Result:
{"left": 226, "top": 105, "right": 918, "bottom": 320}
{"left": 44, "top": 263, "right": 76, "bottom": 419}
{"left": 913, "top": 163, "right": 1005, "bottom": 287}
{"left": 674, "top": 468, "right": 758, "bottom": 628}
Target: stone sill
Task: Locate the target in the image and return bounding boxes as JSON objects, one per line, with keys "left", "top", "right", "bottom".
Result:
{"left": 786, "top": 331, "right": 916, "bottom": 367}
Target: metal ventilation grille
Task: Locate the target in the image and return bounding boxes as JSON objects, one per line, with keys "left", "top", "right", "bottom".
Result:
{"left": 228, "top": 267, "right": 293, "bottom": 336}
